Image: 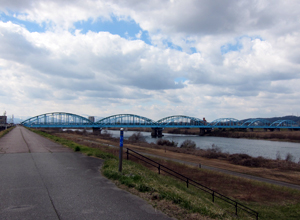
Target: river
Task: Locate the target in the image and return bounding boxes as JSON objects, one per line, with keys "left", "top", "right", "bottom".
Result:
{"left": 106, "top": 130, "right": 300, "bottom": 161}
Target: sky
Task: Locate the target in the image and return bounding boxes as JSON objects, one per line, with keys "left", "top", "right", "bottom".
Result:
{"left": 0, "top": 0, "right": 300, "bottom": 122}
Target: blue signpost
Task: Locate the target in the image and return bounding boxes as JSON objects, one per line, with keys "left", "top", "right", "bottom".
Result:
{"left": 119, "top": 128, "right": 124, "bottom": 172}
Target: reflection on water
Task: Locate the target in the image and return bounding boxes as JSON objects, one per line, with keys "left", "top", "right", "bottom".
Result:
{"left": 107, "top": 130, "right": 300, "bottom": 160}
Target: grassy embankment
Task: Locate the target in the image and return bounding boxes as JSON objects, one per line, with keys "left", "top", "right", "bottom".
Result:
{"left": 55, "top": 130, "right": 300, "bottom": 185}
{"left": 0, "top": 126, "right": 15, "bottom": 139}
{"left": 30, "top": 128, "right": 300, "bottom": 220}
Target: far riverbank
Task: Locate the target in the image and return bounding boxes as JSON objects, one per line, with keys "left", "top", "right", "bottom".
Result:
{"left": 108, "top": 127, "right": 300, "bottom": 143}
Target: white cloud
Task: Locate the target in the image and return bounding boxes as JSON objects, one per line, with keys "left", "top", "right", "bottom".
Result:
{"left": 0, "top": 0, "right": 300, "bottom": 120}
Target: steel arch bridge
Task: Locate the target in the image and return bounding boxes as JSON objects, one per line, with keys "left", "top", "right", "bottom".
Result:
{"left": 270, "top": 120, "right": 298, "bottom": 128}
{"left": 241, "top": 119, "right": 271, "bottom": 128}
{"left": 21, "top": 112, "right": 94, "bottom": 128}
{"left": 21, "top": 112, "right": 300, "bottom": 130}
{"left": 157, "top": 115, "right": 206, "bottom": 128}
{"left": 95, "top": 114, "right": 158, "bottom": 128}
{"left": 209, "top": 118, "right": 241, "bottom": 128}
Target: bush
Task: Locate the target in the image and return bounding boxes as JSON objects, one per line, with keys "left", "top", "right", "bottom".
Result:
{"left": 180, "top": 140, "right": 196, "bottom": 149}
{"left": 101, "top": 129, "right": 113, "bottom": 138}
{"left": 157, "top": 139, "right": 178, "bottom": 147}
{"left": 228, "top": 154, "right": 267, "bottom": 167}
{"left": 74, "top": 146, "right": 81, "bottom": 151}
{"left": 276, "top": 151, "right": 282, "bottom": 160}
{"left": 285, "top": 153, "right": 295, "bottom": 162}
{"left": 204, "top": 144, "right": 226, "bottom": 159}
{"left": 128, "top": 132, "right": 146, "bottom": 143}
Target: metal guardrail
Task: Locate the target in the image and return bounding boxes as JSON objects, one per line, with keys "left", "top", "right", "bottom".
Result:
{"left": 126, "top": 148, "right": 258, "bottom": 220}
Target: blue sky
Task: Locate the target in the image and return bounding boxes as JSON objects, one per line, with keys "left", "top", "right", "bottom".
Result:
{"left": 0, "top": 0, "right": 300, "bottom": 121}
{"left": 74, "top": 16, "right": 152, "bottom": 45}
{"left": 0, "top": 11, "right": 46, "bottom": 32}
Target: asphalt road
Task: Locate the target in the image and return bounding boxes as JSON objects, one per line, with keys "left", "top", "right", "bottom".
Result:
{"left": 0, "top": 126, "right": 173, "bottom": 220}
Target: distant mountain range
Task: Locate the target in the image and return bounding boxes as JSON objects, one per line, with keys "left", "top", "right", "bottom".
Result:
{"left": 241, "top": 115, "right": 300, "bottom": 123}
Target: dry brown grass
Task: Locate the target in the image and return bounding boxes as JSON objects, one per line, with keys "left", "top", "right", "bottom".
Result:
{"left": 144, "top": 159, "right": 299, "bottom": 204}
{"left": 209, "top": 129, "right": 300, "bottom": 142}
{"left": 165, "top": 128, "right": 300, "bottom": 143}
{"left": 51, "top": 131, "right": 300, "bottom": 205}
{"left": 35, "top": 129, "right": 300, "bottom": 220}
{"left": 51, "top": 130, "right": 300, "bottom": 186}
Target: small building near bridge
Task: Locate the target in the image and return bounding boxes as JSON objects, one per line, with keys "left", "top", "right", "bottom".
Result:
{"left": 0, "top": 116, "right": 7, "bottom": 124}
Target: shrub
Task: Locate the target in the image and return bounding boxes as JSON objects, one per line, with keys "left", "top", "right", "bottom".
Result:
{"left": 276, "top": 151, "right": 282, "bottom": 160}
{"left": 74, "top": 146, "right": 81, "bottom": 151}
{"left": 157, "top": 139, "right": 178, "bottom": 147}
{"left": 204, "top": 144, "right": 226, "bottom": 159}
{"left": 101, "top": 129, "right": 113, "bottom": 138}
{"left": 285, "top": 153, "right": 295, "bottom": 162}
{"left": 180, "top": 140, "right": 196, "bottom": 149}
{"left": 128, "top": 132, "right": 146, "bottom": 143}
{"left": 228, "top": 154, "right": 267, "bottom": 167}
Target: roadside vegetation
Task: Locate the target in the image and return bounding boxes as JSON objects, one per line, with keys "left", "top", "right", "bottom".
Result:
{"left": 29, "top": 128, "right": 300, "bottom": 219}
{"left": 0, "top": 126, "right": 15, "bottom": 139}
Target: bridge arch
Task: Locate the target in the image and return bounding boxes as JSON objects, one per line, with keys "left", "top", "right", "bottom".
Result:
{"left": 270, "top": 120, "right": 298, "bottom": 127}
{"left": 21, "top": 112, "right": 93, "bottom": 127}
{"left": 95, "top": 114, "right": 157, "bottom": 127}
{"left": 241, "top": 119, "right": 271, "bottom": 127}
{"left": 209, "top": 118, "right": 241, "bottom": 127}
{"left": 157, "top": 115, "right": 206, "bottom": 127}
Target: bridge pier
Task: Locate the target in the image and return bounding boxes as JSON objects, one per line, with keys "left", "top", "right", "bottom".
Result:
{"left": 275, "top": 128, "right": 280, "bottom": 131}
{"left": 264, "top": 128, "right": 268, "bottom": 132}
{"left": 248, "top": 128, "right": 253, "bottom": 132}
{"left": 92, "top": 127, "right": 102, "bottom": 134}
{"left": 199, "top": 128, "right": 205, "bottom": 136}
{"left": 151, "top": 128, "right": 163, "bottom": 138}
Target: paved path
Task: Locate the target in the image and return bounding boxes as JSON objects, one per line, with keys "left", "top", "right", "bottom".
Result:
{"left": 0, "top": 126, "right": 173, "bottom": 220}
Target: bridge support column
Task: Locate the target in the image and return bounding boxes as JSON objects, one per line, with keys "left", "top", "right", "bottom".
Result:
{"left": 151, "top": 128, "right": 163, "bottom": 138}
{"left": 92, "top": 127, "right": 102, "bottom": 134}
{"left": 199, "top": 128, "right": 205, "bottom": 136}
{"left": 275, "top": 128, "right": 280, "bottom": 131}
{"left": 264, "top": 128, "right": 268, "bottom": 132}
{"left": 269, "top": 128, "right": 274, "bottom": 132}
{"left": 248, "top": 128, "right": 253, "bottom": 132}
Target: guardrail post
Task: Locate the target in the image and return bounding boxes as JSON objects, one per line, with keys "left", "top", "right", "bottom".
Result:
{"left": 186, "top": 178, "right": 189, "bottom": 188}
{"left": 118, "top": 128, "right": 124, "bottom": 172}
{"left": 212, "top": 191, "right": 214, "bottom": 202}
{"left": 235, "top": 202, "right": 238, "bottom": 216}
{"left": 126, "top": 148, "right": 128, "bottom": 160}
{"left": 158, "top": 164, "right": 161, "bottom": 174}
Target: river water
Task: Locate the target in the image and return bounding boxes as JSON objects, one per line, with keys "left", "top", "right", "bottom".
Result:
{"left": 106, "top": 130, "right": 300, "bottom": 161}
